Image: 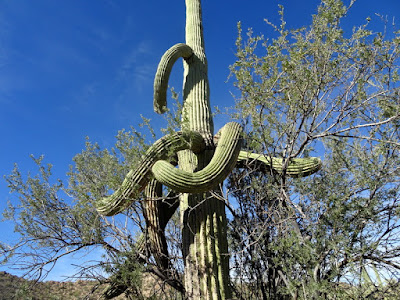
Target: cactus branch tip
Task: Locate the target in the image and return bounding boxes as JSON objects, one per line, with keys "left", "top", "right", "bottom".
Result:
{"left": 153, "top": 43, "right": 193, "bottom": 114}
{"left": 96, "top": 131, "right": 205, "bottom": 216}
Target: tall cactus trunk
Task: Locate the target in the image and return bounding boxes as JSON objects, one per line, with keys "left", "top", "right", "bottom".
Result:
{"left": 97, "top": 1, "right": 322, "bottom": 299}
{"left": 178, "top": 0, "right": 231, "bottom": 298}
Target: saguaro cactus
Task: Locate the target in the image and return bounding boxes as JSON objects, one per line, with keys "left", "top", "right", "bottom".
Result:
{"left": 97, "top": 0, "right": 321, "bottom": 299}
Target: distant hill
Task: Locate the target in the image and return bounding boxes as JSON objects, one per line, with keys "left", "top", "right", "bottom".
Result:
{"left": 0, "top": 271, "right": 117, "bottom": 300}
{"left": 0, "top": 271, "right": 177, "bottom": 299}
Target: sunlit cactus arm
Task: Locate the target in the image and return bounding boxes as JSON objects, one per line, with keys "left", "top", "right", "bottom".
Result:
{"left": 152, "top": 122, "right": 242, "bottom": 193}
{"left": 237, "top": 151, "right": 322, "bottom": 177}
{"left": 154, "top": 43, "right": 194, "bottom": 114}
{"left": 96, "top": 131, "right": 205, "bottom": 216}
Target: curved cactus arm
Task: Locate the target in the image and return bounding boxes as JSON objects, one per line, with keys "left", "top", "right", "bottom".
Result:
{"left": 237, "top": 151, "right": 322, "bottom": 177}
{"left": 143, "top": 179, "right": 170, "bottom": 270}
{"left": 152, "top": 122, "right": 243, "bottom": 193}
{"left": 97, "top": 131, "right": 205, "bottom": 216}
{"left": 103, "top": 187, "right": 180, "bottom": 299}
{"left": 136, "top": 189, "right": 179, "bottom": 257}
{"left": 154, "top": 43, "right": 194, "bottom": 114}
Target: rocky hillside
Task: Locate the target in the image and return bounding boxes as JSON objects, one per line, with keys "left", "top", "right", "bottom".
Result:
{"left": 0, "top": 271, "right": 122, "bottom": 300}
{"left": 0, "top": 271, "right": 180, "bottom": 300}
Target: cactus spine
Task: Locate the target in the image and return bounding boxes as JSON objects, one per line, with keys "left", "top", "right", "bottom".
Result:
{"left": 237, "top": 151, "right": 322, "bottom": 177}
{"left": 97, "top": 0, "right": 322, "bottom": 298}
{"left": 97, "top": 131, "right": 205, "bottom": 216}
{"left": 152, "top": 122, "right": 242, "bottom": 193}
{"left": 156, "top": 0, "right": 233, "bottom": 297}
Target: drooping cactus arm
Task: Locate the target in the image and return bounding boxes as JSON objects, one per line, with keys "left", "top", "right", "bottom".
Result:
{"left": 97, "top": 131, "right": 205, "bottom": 216}
{"left": 143, "top": 179, "right": 170, "bottom": 270}
{"left": 135, "top": 189, "right": 179, "bottom": 256}
{"left": 103, "top": 187, "right": 183, "bottom": 300}
{"left": 237, "top": 151, "right": 322, "bottom": 177}
{"left": 154, "top": 43, "right": 194, "bottom": 114}
{"left": 152, "top": 122, "right": 242, "bottom": 193}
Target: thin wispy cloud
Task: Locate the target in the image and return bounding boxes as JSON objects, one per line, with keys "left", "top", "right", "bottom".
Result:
{"left": 2, "top": 0, "right": 398, "bottom": 283}
{"left": 112, "top": 40, "right": 157, "bottom": 122}
{"left": 118, "top": 40, "right": 155, "bottom": 84}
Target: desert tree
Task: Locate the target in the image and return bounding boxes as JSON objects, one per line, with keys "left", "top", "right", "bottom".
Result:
{"left": 1, "top": 127, "right": 164, "bottom": 298}
{"left": 95, "top": 0, "right": 318, "bottom": 298}
{"left": 227, "top": 0, "right": 400, "bottom": 299}
{"left": 0, "top": 1, "right": 320, "bottom": 299}
{"left": 3, "top": 0, "right": 399, "bottom": 299}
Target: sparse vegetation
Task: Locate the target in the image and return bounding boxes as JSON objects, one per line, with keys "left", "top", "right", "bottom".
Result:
{"left": 2, "top": 0, "right": 400, "bottom": 299}
{"left": 0, "top": 271, "right": 181, "bottom": 300}
{"left": 0, "top": 271, "right": 104, "bottom": 300}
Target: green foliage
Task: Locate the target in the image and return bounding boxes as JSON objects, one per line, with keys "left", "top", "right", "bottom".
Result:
{"left": 231, "top": 0, "right": 400, "bottom": 157}
{"left": 2, "top": 1, "right": 400, "bottom": 299}
{"left": 102, "top": 249, "right": 144, "bottom": 299}
{"left": 14, "top": 282, "right": 34, "bottom": 300}
{"left": 1, "top": 125, "right": 159, "bottom": 292}
{"left": 228, "top": 0, "right": 400, "bottom": 298}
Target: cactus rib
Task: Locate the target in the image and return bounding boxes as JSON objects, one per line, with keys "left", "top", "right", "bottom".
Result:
{"left": 154, "top": 43, "right": 194, "bottom": 114}
{"left": 97, "top": 0, "right": 323, "bottom": 297}
{"left": 152, "top": 122, "right": 243, "bottom": 193}
{"left": 143, "top": 179, "right": 170, "bottom": 270}
{"left": 97, "top": 131, "right": 205, "bottom": 216}
{"left": 237, "top": 151, "right": 322, "bottom": 177}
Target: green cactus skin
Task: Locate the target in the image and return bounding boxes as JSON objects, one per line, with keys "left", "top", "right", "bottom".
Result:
{"left": 143, "top": 179, "right": 170, "bottom": 270}
{"left": 152, "top": 122, "right": 242, "bottom": 193}
{"left": 176, "top": 1, "right": 231, "bottom": 298}
{"left": 151, "top": 0, "right": 232, "bottom": 296}
{"left": 143, "top": 180, "right": 181, "bottom": 271}
{"left": 98, "top": 0, "right": 322, "bottom": 298}
{"left": 237, "top": 151, "right": 322, "bottom": 177}
{"left": 137, "top": 186, "right": 179, "bottom": 260}
{"left": 97, "top": 131, "right": 205, "bottom": 216}
{"left": 154, "top": 43, "right": 193, "bottom": 114}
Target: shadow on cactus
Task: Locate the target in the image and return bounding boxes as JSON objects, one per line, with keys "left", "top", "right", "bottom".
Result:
{"left": 96, "top": 0, "right": 321, "bottom": 298}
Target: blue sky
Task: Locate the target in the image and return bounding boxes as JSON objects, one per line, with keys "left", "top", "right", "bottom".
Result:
{"left": 0, "top": 0, "right": 399, "bottom": 281}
